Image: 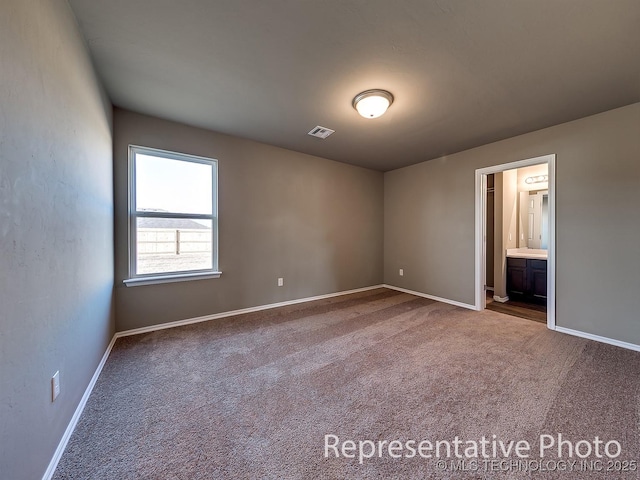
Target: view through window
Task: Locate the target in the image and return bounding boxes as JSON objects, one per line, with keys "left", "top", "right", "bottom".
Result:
{"left": 129, "top": 146, "right": 218, "bottom": 280}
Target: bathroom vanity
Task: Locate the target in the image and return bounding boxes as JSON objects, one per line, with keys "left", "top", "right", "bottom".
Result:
{"left": 506, "top": 249, "right": 547, "bottom": 306}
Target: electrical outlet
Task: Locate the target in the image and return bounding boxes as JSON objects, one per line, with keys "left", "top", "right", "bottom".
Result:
{"left": 51, "top": 371, "right": 60, "bottom": 402}
{"left": 399, "top": 269, "right": 404, "bottom": 276}
{"left": 277, "top": 277, "right": 284, "bottom": 287}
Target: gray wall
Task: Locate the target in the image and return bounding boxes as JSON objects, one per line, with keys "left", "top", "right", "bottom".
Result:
{"left": 0, "top": 1, "right": 114, "bottom": 479}
{"left": 114, "top": 109, "right": 383, "bottom": 331}
{"left": 385, "top": 103, "right": 640, "bottom": 345}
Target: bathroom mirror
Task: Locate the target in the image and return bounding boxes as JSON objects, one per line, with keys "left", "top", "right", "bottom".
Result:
{"left": 518, "top": 190, "right": 549, "bottom": 249}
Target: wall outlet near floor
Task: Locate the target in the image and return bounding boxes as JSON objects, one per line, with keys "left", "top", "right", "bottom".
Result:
{"left": 277, "top": 277, "right": 284, "bottom": 287}
{"left": 51, "top": 371, "right": 60, "bottom": 402}
{"left": 399, "top": 269, "right": 404, "bottom": 276}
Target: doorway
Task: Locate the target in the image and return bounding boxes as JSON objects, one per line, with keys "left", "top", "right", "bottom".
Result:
{"left": 474, "top": 154, "right": 556, "bottom": 329}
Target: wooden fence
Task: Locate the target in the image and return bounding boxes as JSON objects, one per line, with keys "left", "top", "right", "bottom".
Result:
{"left": 137, "top": 228, "right": 211, "bottom": 255}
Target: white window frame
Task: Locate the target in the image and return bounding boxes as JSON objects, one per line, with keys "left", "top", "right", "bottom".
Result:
{"left": 124, "top": 145, "right": 221, "bottom": 287}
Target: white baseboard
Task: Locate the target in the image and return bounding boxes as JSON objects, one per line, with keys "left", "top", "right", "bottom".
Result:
{"left": 42, "top": 334, "right": 118, "bottom": 480}
{"left": 382, "top": 284, "right": 476, "bottom": 310}
{"left": 116, "top": 284, "right": 385, "bottom": 338}
{"left": 493, "top": 295, "right": 509, "bottom": 303}
{"left": 554, "top": 326, "right": 640, "bottom": 352}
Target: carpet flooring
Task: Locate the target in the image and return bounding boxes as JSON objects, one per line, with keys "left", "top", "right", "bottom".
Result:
{"left": 53, "top": 288, "right": 640, "bottom": 479}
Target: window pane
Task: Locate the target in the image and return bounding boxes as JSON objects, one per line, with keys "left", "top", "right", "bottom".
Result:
{"left": 135, "top": 153, "right": 213, "bottom": 215}
{"left": 136, "top": 218, "right": 212, "bottom": 274}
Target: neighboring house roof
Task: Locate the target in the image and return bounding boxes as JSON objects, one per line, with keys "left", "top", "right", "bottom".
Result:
{"left": 138, "top": 218, "right": 209, "bottom": 229}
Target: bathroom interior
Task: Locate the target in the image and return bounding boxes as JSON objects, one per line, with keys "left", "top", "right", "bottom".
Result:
{"left": 485, "top": 163, "right": 549, "bottom": 322}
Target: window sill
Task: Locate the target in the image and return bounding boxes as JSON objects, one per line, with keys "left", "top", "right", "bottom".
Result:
{"left": 124, "top": 271, "right": 222, "bottom": 287}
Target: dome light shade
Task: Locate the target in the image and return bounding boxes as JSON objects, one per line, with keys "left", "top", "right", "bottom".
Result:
{"left": 352, "top": 89, "right": 394, "bottom": 119}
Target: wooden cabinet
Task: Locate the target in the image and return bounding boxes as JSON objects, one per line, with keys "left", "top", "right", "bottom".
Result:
{"left": 507, "top": 257, "right": 547, "bottom": 305}
{"left": 529, "top": 260, "right": 547, "bottom": 299}
{"left": 506, "top": 258, "right": 527, "bottom": 295}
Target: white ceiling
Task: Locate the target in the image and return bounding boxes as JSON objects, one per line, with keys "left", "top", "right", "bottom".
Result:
{"left": 67, "top": 0, "right": 640, "bottom": 171}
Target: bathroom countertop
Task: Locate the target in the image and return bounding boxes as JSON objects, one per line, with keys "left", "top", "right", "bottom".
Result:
{"left": 506, "top": 248, "right": 548, "bottom": 260}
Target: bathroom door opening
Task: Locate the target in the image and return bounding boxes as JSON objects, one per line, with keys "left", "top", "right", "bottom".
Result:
{"left": 475, "top": 154, "right": 556, "bottom": 330}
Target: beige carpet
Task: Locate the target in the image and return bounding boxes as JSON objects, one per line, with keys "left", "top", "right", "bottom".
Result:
{"left": 53, "top": 288, "right": 640, "bottom": 479}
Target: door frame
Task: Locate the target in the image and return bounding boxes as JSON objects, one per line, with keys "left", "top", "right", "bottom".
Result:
{"left": 474, "top": 154, "right": 556, "bottom": 330}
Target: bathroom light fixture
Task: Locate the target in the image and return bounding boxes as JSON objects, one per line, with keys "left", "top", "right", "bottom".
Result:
{"left": 352, "top": 89, "right": 394, "bottom": 119}
{"left": 525, "top": 175, "right": 548, "bottom": 184}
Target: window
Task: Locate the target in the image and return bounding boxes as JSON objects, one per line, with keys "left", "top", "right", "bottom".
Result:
{"left": 124, "top": 146, "right": 220, "bottom": 286}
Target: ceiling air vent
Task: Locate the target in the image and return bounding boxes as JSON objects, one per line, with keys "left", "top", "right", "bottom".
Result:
{"left": 307, "top": 126, "right": 335, "bottom": 139}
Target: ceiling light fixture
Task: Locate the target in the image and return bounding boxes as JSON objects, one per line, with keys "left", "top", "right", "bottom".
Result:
{"left": 525, "top": 175, "right": 548, "bottom": 185}
{"left": 352, "top": 89, "right": 394, "bottom": 119}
